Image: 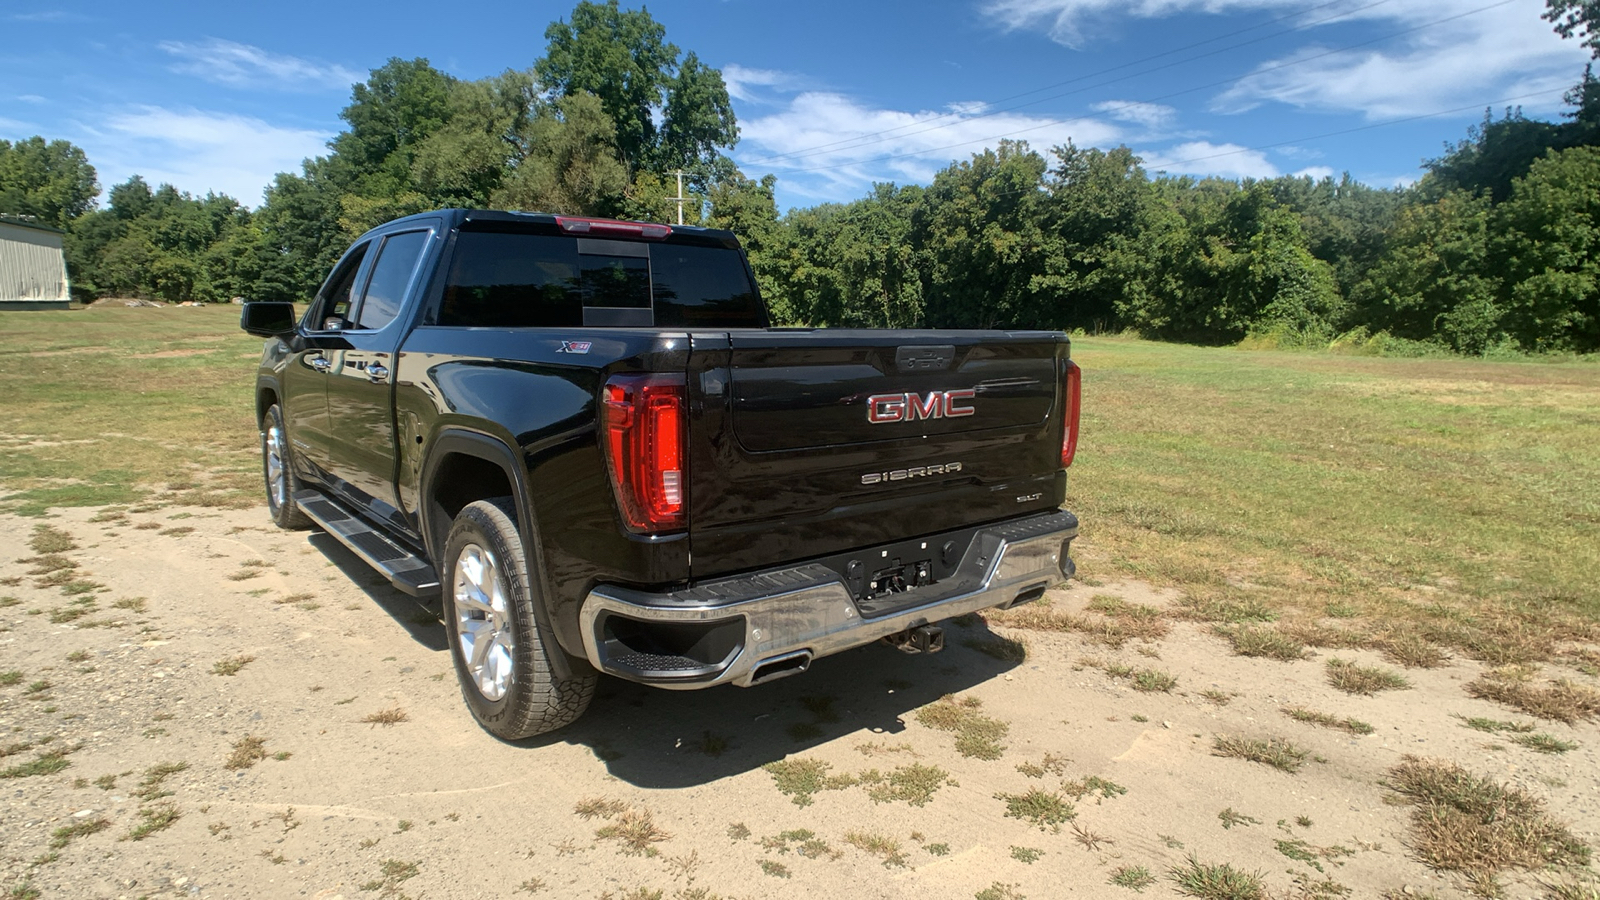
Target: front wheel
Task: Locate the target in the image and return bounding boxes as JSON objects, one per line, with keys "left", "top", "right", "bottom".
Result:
{"left": 442, "top": 498, "right": 596, "bottom": 739}
{"left": 261, "top": 404, "right": 312, "bottom": 530}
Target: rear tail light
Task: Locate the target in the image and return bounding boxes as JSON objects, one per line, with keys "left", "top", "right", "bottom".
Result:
{"left": 1061, "top": 359, "right": 1081, "bottom": 468}
{"left": 556, "top": 215, "right": 672, "bottom": 240}
{"left": 602, "top": 374, "right": 687, "bottom": 532}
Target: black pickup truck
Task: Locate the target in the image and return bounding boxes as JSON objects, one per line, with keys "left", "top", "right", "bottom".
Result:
{"left": 241, "top": 209, "right": 1081, "bottom": 739}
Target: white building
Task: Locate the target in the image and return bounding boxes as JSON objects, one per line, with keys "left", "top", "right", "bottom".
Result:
{"left": 0, "top": 217, "right": 71, "bottom": 309}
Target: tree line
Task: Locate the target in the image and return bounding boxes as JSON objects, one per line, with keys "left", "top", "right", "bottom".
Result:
{"left": 2, "top": 0, "right": 1597, "bottom": 354}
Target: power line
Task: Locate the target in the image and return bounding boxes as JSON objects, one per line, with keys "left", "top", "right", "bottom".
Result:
{"left": 739, "top": 0, "right": 1391, "bottom": 166}
{"left": 758, "top": 0, "right": 1519, "bottom": 176}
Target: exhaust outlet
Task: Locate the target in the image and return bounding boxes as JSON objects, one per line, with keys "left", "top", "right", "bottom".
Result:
{"left": 748, "top": 650, "right": 812, "bottom": 685}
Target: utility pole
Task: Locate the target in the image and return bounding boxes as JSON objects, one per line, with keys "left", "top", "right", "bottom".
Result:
{"left": 670, "top": 171, "right": 687, "bottom": 225}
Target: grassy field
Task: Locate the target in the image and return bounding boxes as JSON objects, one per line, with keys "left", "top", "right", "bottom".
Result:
{"left": 2, "top": 307, "right": 1597, "bottom": 666}
{"left": 1056, "top": 336, "right": 1600, "bottom": 669}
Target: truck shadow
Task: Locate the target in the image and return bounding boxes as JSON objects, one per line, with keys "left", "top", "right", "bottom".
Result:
{"left": 304, "top": 529, "right": 1023, "bottom": 787}
{"left": 306, "top": 532, "right": 448, "bottom": 653}
{"left": 532, "top": 624, "right": 1024, "bottom": 789}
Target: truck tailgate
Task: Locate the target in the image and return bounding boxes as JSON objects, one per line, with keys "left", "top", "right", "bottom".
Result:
{"left": 686, "top": 329, "right": 1069, "bottom": 580}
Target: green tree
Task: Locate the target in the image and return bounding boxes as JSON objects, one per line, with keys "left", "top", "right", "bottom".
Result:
{"left": 411, "top": 69, "right": 538, "bottom": 208}
{"left": 0, "top": 136, "right": 99, "bottom": 227}
{"left": 491, "top": 92, "right": 630, "bottom": 216}
{"left": 1352, "top": 191, "right": 1502, "bottom": 352}
{"left": 1546, "top": 0, "right": 1600, "bottom": 56}
{"left": 535, "top": 1, "right": 736, "bottom": 172}
{"left": 775, "top": 184, "right": 925, "bottom": 327}
{"left": 1035, "top": 142, "right": 1158, "bottom": 331}
{"left": 914, "top": 141, "right": 1053, "bottom": 329}
{"left": 1493, "top": 145, "right": 1600, "bottom": 351}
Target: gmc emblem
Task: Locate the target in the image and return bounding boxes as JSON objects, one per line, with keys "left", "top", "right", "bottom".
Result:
{"left": 867, "top": 389, "right": 976, "bottom": 424}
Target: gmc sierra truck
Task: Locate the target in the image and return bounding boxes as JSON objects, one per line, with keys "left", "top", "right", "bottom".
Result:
{"left": 241, "top": 209, "right": 1081, "bottom": 739}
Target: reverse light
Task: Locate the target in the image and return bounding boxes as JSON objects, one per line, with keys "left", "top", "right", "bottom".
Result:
{"left": 602, "top": 373, "right": 688, "bottom": 533}
{"left": 1061, "top": 359, "right": 1081, "bottom": 468}
{"left": 556, "top": 215, "right": 672, "bottom": 240}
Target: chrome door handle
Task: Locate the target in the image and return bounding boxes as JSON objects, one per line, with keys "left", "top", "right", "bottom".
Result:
{"left": 310, "top": 356, "right": 331, "bottom": 372}
{"left": 366, "top": 364, "right": 389, "bottom": 382}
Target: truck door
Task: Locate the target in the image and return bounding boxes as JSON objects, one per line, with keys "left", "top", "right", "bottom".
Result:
{"left": 285, "top": 240, "right": 371, "bottom": 480}
{"left": 322, "top": 226, "right": 434, "bottom": 533}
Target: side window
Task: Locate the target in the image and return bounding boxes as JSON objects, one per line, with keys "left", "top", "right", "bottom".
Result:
{"left": 309, "top": 242, "right": 370, "bottom": 331}
{"left": 354, "top": 230, "right": 429, "bottom": 330}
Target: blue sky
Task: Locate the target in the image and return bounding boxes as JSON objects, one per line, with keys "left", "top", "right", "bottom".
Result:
{"left": 1, "top": 0, "right": 1590, "bottom": 211}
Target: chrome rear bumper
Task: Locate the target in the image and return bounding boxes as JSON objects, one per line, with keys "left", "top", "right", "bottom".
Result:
{"left": 578, "top": 510, "right": 1077, "bottom": 689}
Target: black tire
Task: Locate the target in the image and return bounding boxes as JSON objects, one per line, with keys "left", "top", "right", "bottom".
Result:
{"left": 261, "top": 404, "right": 312, "bottom": 530}
{"left": 442, "top": 498, "right": 596, "bottom": 739}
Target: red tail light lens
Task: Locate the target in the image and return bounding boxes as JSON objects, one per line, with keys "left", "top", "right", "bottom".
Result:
{"left": 1061, "top": 360, "right": 1081, "bottom": 468}
{"left": 602, "top": 374, "right": 687, "bottom": 532}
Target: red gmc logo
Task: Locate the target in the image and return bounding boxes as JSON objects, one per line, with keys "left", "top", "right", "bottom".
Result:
{"left": 867, "top": 389, "right": 976, "bottom": 424}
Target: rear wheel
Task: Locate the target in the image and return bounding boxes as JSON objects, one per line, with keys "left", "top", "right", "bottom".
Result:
{"left": 442, "top": 498, "right": 595, "bottom": 738}
{"left": 261, "top": 404, "right": 312, "bottom": 530}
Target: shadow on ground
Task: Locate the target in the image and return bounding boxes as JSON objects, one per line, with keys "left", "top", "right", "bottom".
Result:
{"left": 306, "top": 527, "right": 1020, "bottom": 788}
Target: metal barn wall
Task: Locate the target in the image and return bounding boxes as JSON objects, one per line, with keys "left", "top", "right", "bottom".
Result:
{"left": 0, "top": 220, "right": 71, "bottom": 309}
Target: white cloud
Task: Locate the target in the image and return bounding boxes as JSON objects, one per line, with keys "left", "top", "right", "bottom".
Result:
{"left": 158, "top": 38, "right": 361, "bottom": 91}
{"left": 1091, "top": 100, "right": 1176, "bottom": 129}
{"left": 1141, "top": 140, "right": 1279, "bottom": 179}
{"left": 1214, "top": 3, "right": 1588, "bottom": 119}
{"left": 82, "top": 107, "right": 332, "bottom": 206}
{"left": 15, "top": 95, "right": 47, "bottom": 104}
{"left": 738, "top": 91, "right": 1121, "bottom": 203}
{"left": 1, "top": 116, "right": 36, "bottom": 133}
{"left": 1292, "top": 165, "right": 1336, "bottom": 180}
{"left": 980, "top": 0, "right": 1588, "bottom": 119}
{"left": 721, "top": 64, "right": 804, "bottom": 103}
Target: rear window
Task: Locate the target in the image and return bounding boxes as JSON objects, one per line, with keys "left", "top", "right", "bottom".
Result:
{"left": 438, "top": 231, "right": 765, "bottom": 328}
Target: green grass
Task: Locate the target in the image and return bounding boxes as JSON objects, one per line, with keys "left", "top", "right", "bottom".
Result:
{"left": 994, "top": 788, "right": 1075, "bottom": 831}
{"left": 0, "top": 307, "right": 264, "bottom": 517}
{"left": 1212, "top": 735, "right": 1310, "bottom": 773}
{"left": 1066, "top": 336, "right": 1600, "bottom": 651}
{"left": 1168, "top": 855, "right": 1266, "bottom": 900}
{"left": 6, "top": 318, "right": 1598, "bottom": 648}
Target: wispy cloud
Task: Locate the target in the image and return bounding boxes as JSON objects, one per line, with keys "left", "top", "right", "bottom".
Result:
{"left": 980, "top": 0, "right": 1587, "bottom": 119}
{"left": 15, "top": 95, "right": 47, "bottom": 104}
{"left": 721, "top": 63, "right": 805, "bottom": 103}
{"left": 157, "top": 38, "right": 361, "bottom": 91}
{"left": 1142, "top": 140, "right": 1279, "bottom": 179}
{"left": 10, "top": 11, "right": 92, "bottom": 23}
{"left": 1091, "top": 100, "right": 1176, "bottom": 129}
{"left": 738, "top": 91, "right": 1121, "bottom": 203}
{"left": 82, "top": 107, "right": 331, "bottom": 206}
{"left": 1214, "top": 3, "right": 1587, "bottom": 119}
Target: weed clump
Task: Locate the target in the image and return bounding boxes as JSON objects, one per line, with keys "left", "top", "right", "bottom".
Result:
{"left": 1215, "top": 625, "right": 1308, "bottom": 661}
{"left": 843, "top": 830, "right": 907, "bottom": 867}
{"left": 994, "top": 788, "right": 1075, "bottom": 832}
{"left": 1282, "top": 706, "right": 1375, "bottom": 735}
{"left": 1109, "top": 864, "right": 1157, "bottom": 891}
{"left": 762, "top": 757, "right": 856, "bottom": 807}
{"left": 224, "top": 735, "right": 267, "bottom": 771}
{"left": 1212, "top": 735, "right": 1310, "bottom": 773}
{"left": 863, "top": 763, "right": 955, "bottom": 806}
{"left": 1325, "top": 658, "right": 1409, "bottom": 695}
{"left": 1386, "top": 756, "right": 1589, "bottom": 883}
{"left": 361, "top": 707, "right": 409, "bottom": 727}
{"left": 594, "top": 808, "right": 670, "bottom": 857}
{"left": 210, "top": 654, "right": 256, "bottom": 676}
{"left": 1168, "top": 855, "right": 1265, "bottom": 900}
{"left": 914, "top": 695, "right": 1010, "bottom": 759}
{"left": 1466, "top": 670, "right": 1600, "bottom": 723}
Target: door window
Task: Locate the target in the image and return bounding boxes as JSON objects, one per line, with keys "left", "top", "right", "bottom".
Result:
{"left": 309, "top": 242, "right": 370, "bottom": 331}
{"left": 355, "top": 230, "right": 430, "bottom": 331}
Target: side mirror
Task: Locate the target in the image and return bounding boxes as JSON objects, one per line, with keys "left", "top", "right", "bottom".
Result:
{"left": 241, "top": 302, "right": 298, "bottom": 339}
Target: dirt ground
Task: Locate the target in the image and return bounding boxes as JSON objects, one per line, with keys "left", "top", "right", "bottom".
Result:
{"left": 1, "top": 505, "right": 1596, "bottom": 900}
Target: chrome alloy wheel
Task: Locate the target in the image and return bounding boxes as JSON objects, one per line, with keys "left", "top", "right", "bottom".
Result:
{"left": 265, "top": 422, "right": 287, "bottom": 509}
{"left": 453, "top": 542, "right": 515, "bottom": 701}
